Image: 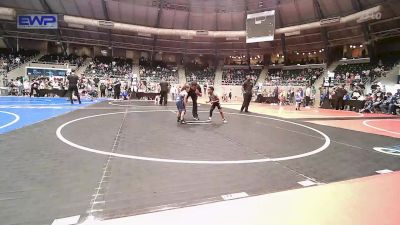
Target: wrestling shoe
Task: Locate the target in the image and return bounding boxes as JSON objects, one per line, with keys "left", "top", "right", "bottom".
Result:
{"left": 193, "top": 117, "right": 200, "bottom": 121}
{"left": 223, "top": 119, "right": 227, "bottom": 123}
{"left": 177, "top": 117, "right": 181, "bottom": 122}
{"left": 207, "top": 117, "right": 212, "bottom": 122}
{"left": 181, "top": 120, "right": 186, "bottom": 124}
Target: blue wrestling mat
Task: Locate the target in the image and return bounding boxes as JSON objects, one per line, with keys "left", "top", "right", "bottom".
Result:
{"left": 0, "top": 96, "right": 103, "bottom": 134}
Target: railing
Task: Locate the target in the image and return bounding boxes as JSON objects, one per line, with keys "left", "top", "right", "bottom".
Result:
{"left": 31, "top": 61, "right": 78, "bottom": 67}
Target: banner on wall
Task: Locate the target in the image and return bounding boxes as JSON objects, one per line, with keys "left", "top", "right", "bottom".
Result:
{"left": 26, "top": 67, "right": 70, "bottom": 77}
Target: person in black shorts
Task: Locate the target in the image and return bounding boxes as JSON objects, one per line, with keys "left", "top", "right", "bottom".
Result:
{"left": 67, "top": 72, "right": 81, "bottom": 104}
{"left": 206, "top": 86, "right": 227, "bottom": 123}
{"left": 187, "top": 81, "right": 202, "bottom": 120}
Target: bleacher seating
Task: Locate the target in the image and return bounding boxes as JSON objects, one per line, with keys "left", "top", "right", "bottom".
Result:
{"left": 139, "top": 59, "right": 178, "bottom": 84}
{"left": 185, "top": 63, "right": 215, "bottom": 85}
{"left": 333, "top": 63, "right": 385, "bottom": 84}
{"left": 264, "top": 67, "right": 324, "bottom": 86}
{"left": 38, "top": 53, "right": 86, "bottom": 67}
{"left": 84, "top": 56, "right": 133, "bottom": 78}
{"left": 222, "top": 68, "right": 261, "bottom": 85}
{"left": 0, "top": 49, "right": 39, "bottom": 72}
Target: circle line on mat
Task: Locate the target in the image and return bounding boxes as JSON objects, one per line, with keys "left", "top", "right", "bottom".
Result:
{"left": 56, "top": 110, "right": 331, "bottom": 164}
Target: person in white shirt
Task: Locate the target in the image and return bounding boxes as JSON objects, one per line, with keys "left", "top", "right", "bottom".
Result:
{"left": 170, "top": 85, "right": 176, "bottom": 100}
{"left": 305, "top": 85, "right": 312, "bottom": 107}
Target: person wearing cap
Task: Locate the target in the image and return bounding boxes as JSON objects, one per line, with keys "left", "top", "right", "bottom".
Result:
{"left": 67, "top": 72, "right": 81, "bottom": 104}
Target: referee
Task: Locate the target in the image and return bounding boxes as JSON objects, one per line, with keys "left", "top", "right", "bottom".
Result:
{"left": 188, "top": 81, "right": 202, "bottom": 120}
{"left": 240, "top": 76, "right": 253, "bottom": 113}
{"left": 67, "top": 72, "right": 81, "bottom": 104}
{"left": 159, "top": 79, "right": 169, "bottom": 106}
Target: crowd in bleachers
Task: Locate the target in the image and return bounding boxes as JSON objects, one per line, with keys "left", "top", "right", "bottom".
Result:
{"left": 319, "top": 82, "right": 400, "bottom": 115}
{"left": 264, "top": 67, "right": 324, "bottom": 86}
{"left": 222, "top": 68, "right": 261, "bottom": 85}
{"left": 139, "top": 58, "right": 178, "bottom": 84}
{"left": 359, "top": 87, "right": 400, "bottom": 115}
{"left": 0, "top": 49, "right": 39, "bottom": 72}
{"left": 6, "top": 73, "right": 136, "bottom": 100}
{"left": 84, "top": 56, "right": 133, "bottom": 78}
{"left": 333, "top": 63, "right": 386, "bottom": 85}
{"left": 38, "top": 54, "right": 86, "bottom": 67}
{"left": 185, "top": 63, "right": 215, "bottom": 85}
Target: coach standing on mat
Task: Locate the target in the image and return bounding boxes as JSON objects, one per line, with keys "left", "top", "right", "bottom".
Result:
{"left": 159, "top": 79, "right": 169, "bottom": 106}
{"left": 241, "top": 76, "right": 253, "bottom": 113}
{"left": 67, "top": 72, "right": 81, "bottom": 104}
{"left": 188, "top": 81, "right": 202, "bottom": 120}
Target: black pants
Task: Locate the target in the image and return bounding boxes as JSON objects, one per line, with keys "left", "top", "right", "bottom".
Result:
{"left": 241, "top": 93, "right": 252, "bottom": 112}
{"left": 29, "top": 87, "right": 38, "bottom": 97}
{"left": 114, "top": 89, "right": 120, "bottom": 99}
{"left": 336, "top": 97, "right": 344, "bottom": 110}
{"left": 305, "top": 96, "right": 310, "bottom": 106}
{"left": 210, "top": 102, "right": 221, "bottom": 117}
{"left": 100, "top": 90, "right": 106, "bottom": 98}
{"left": 159, "top": 91, "right": 168, "bottom": 105}
{"left": 68, "top": 85, "right": 81, "bottom": 104}
{"left": 190, "top": 95, "right": 198, "bottom": 118}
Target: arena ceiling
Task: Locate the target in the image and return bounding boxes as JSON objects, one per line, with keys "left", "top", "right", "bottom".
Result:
{"left": 0, "top": 0, "right": 399, "bottom": 55}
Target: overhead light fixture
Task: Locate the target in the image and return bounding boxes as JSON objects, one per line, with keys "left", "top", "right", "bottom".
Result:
{"left": 296, "top": 52, "right": 299, "bottom": 55}
{"left": 360, "top": 44, "right": 363, "bottom": 47}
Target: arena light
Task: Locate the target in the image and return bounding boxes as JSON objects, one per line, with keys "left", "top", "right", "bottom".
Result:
{"left": 68, "top": 23, "right": 84, "bottom": 29}
{"left": 285, "top": 30, "right": 300, "bottom": 37}
{"left": 360, "top": 44, "right": 363, "bottom": 47}
{"left": 98, "top": 20, "right": 114, "bottom": 29}
{"left": 196, "top": 30, "right": 209, "bottom": 36}
{"left": 138, "top": 32, "right": 152, "bottom": 37}
{"left": 320, "top": 17, "right": 341, "bottom": 26}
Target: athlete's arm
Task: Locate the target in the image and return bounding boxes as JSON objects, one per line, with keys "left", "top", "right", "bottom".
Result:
{"left": 184, "top": 94, "right": 188, "bottom": 107}
{"left": 196, "top": 85, "right": 202, "bottom": 97}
